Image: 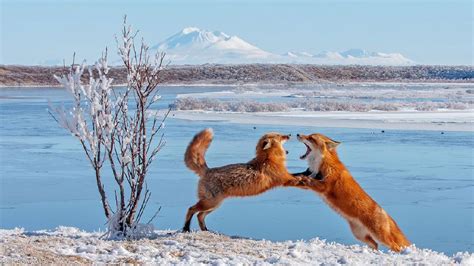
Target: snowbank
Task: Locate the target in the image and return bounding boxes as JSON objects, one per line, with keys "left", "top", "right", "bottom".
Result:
{"left": 172, "top": 110, "right": 474, "bottom": 132}
{"left": 0, "top": 227, "right": 472, "bottom": 265}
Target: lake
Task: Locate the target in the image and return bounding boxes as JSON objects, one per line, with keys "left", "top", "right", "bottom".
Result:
{"left": 0, "top": 86, "right": 472, "bottom": 255}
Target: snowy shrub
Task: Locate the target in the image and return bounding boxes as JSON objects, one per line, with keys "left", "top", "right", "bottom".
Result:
{"left": 49, "top": 17, "right": 168, "bottom": 239}
{"left": 172, "top": 97, "right": 472, "bottom": 113}
{"left": 441, "top": 102, "right": 470, "bottom": 110}
{"left": 172, "top": 98, "right": 289, "bottom": 112}
{"left": 414, "top": 102, "right": 470, "bottom": 111}
{"left": 371, "top": 103, "right": 400, "bottom": 111}
{"left": 292, "top": 100, "right": 372, "bottom": 112}
{"left": 414, "top": 102, "right": 437, "bottom": 111}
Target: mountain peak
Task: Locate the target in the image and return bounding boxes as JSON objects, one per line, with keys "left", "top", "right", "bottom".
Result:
{"left": 340, "top": 48, "right": 371, "bottom": 58}
{"left": 151, "top": 27, "right": 272, "bottom": 64}
{"left": 153, "top": 27, "right": 233, "bottom": 51}
{"left": 181, "top": 27, "right": 200, "bottom": 34}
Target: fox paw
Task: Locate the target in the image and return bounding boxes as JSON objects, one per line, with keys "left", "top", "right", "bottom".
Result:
{"left": 295, "top": 176, "right": 313, "bottom": 187}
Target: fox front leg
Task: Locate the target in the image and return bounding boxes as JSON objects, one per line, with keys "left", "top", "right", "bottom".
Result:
{"left": 292, "top": 170, "right": 327, "bottom": 192}
{"left": 282, "top": 174, "right": 309, "bottom": 188}
{"left": 281, "top": 174, "right": 312, "bottom": 189}
{"left": 296, "top": 175, "right": 315, "bottom": 189}
{"left": 305, "top": 178, "right": 326, "bottom": 192}
{"left": 291, "top": 168, "right": 317, "bottom": 187}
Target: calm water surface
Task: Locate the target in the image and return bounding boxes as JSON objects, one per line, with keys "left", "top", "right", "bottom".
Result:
{"left": 0, "top": 87, "right": 473, "bottom": 255}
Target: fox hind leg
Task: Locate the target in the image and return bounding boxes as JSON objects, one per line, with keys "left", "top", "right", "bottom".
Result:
{"left": 183, "top": 198, "right": 222, "bottom": 232}
{"left": 197, "top": 211, "right": 212, "bottom": 231}
{"left": 364, "top": 235, "right": 379, "bottom": 250}
{"left": 349, "top": 221, "right": 379, "bottom": 250}
{"left": 183, "top": 202, "right": 200, "bottom": 232}
{"left": 380, "top": 234, "right": 403, "bottom": 252}
{"left": 197, "top": 199, "right": 222, "bottom": 231}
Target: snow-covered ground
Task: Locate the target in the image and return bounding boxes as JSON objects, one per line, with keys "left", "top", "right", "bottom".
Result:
{"left": 1, "top": 227, "right": 472, "bottom": 265}
{"left": 173, "top": 110, "right": 474, "bottom": 132}
{"left": 175, "top": 82, "right": 474, "bottom": 100}
{"left": 171, "top": 82, "right": 474, "bottom": 132}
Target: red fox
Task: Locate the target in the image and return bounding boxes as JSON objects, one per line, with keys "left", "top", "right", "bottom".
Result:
{"left": 183, "top": 128, "right": 304, "bottom": 232}
{"left": 294, "top": 133, "right": 410, "bottom": 252}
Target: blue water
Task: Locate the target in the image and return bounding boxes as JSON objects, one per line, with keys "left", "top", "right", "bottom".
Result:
{"left": 0, "top": 87, "right": 473, "bottom": 255}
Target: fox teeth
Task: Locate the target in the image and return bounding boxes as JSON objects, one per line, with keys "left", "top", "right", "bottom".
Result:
{"left": 300, "top": 144, "right": 311, "bottom": 160}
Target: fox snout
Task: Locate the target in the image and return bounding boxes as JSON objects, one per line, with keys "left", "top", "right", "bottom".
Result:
{"left": 296, "top": 133, "right": 307, "bottom": 141}
{"left": 297, "top": 134, "right": 313, "bottom": 160}
{"left": 283, "top": 134, "right": 291, "bottom": 154}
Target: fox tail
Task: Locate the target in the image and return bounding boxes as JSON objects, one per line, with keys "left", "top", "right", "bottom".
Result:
{"left": 184, "top": 128, "right": 213, "bottom": 178}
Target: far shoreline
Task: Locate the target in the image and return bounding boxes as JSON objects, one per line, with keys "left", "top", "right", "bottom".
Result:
{"left": 1, "top": 64, "right": 473, "bottom": 87}
{"left": 1, "top": 80, "right": 473, "bottom": 89}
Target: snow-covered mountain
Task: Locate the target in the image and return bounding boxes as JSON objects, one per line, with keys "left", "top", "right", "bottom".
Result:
{"left": 298, "top": 48, "right": 415, "bottom": 65}
{"left": 152, "top": 27, "right": 275, "bottom": 64}
{"left": 151, "top": 27, "right": 414, "bottom": 65}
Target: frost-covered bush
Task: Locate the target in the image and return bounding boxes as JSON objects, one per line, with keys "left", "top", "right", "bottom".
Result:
{"left": 49, "top": 17, "right": 167, "bottom": 239}
{"left": 414, "top": 102, "right": 438, "bottom": 111}
{"left": 288, "top": 85, "right": 473, "bottom": 101}
{"left": 172, "top": 97, "right": 472, "bottom": 113}
{"left": 371, "top": 103, "right": 401, "bottom": 111}
{"left": 291, "top": 100, "right": 373, "bottom": 112}
{"left": 414, "top": 102, "right": 470, "bottom": 111}
{"left": 172, "top": 98, "right": 289, "bottom": 112}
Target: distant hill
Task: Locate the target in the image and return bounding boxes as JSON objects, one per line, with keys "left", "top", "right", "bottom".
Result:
{"left": 1, "top": 65, "right": 473, "bottom": 87}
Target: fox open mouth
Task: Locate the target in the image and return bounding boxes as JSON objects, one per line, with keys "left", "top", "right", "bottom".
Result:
{"left": 300, "top": 143, "right": 311, "bottom": 160}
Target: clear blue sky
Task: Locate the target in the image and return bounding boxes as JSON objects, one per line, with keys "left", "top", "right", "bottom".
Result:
{"left": 1, "top": 0, "right": 472, "bottom": 65}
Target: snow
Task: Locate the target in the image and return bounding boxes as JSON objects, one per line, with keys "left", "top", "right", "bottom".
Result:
{"left": 150, "top": 27, "right": 414, "bottom": 65}
{"left": 172, "top": 110, "right": 474, "bottom": 132}
{"left": 1, "top": 227, "right": 472, "bottom": 264}
{"left": 175, "top": 82, "right": 474, "bottom": 101}
{"left": 284, "top": 51, "right": 314, "bottom": 58}
{"left": 181, "top": 27, "right": 200, "bottom": 34}
{"left": 171, "top": 82, "right": 473, "bottom": 131}
{"left": 176, "top": 89, "right": 291, "bottom": 99}
{"left": 340, "top": 48, "right": 372, "bottom": 58}
{"left": 151, "top": 27, "right": 273, "bottom": 64}
{"left": 284, "top": 49, "right": 414, "bottom": 65}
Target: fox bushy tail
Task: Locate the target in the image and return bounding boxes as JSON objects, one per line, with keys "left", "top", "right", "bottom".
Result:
{"left": 184, "top": 128, "right": 213, "bottom": 177}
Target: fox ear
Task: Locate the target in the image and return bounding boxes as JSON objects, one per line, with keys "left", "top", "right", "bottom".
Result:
{"left": 262, "top": 139, "right": 272, "bottom": 150}
{"left": 326, "top": 139, "right": 341, "bottom": 150}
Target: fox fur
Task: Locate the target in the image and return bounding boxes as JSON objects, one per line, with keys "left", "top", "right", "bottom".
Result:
{"left": 183, "top": 128, "right": 303, "bottom": 232}
{"left": 295, "top": 133, "right": 410, "bottom": 252}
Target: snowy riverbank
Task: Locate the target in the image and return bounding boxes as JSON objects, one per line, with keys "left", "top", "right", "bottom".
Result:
{"left": 1, "top": 227, "right": 472, "bottom": 265}
{"left": 172, "top": 110, "right": 474, "bottom": 132}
